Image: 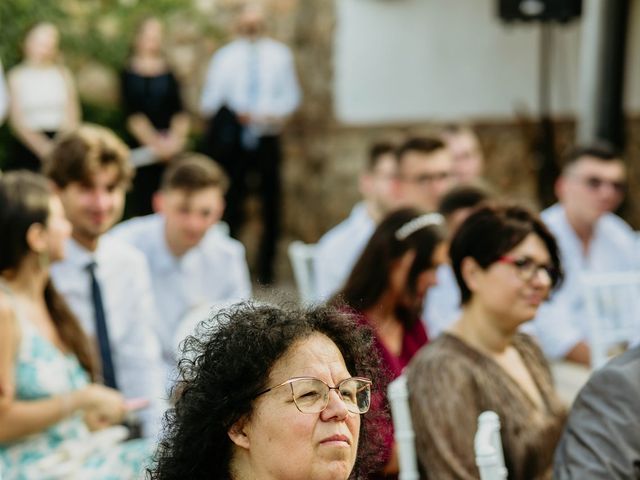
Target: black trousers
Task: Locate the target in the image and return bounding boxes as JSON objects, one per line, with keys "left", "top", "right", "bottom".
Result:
{"left": 223, "top": 135, "right": 282, "bottom": 285}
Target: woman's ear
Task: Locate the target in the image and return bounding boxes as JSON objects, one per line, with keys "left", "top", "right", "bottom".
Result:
{"left": 25, "top": 223, "right": 47, "bottom": 254}
{"left": 227, "top": 416, "right": 251, "bottom": 450}
{"left": 460, "top": 257, "right": 482, "bottom": 294}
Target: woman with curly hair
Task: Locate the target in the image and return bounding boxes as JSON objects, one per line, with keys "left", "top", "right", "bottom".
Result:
{"left": 151, "top": 302, "right": 382, "bottom": 480}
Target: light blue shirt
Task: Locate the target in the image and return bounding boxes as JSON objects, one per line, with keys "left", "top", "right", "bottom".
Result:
{"left": 531, "top": 203, "right": 640, "bottom": 359}
{"left": 50, "top": 237, "right": 166, "bottom": 438}
{"left": 200, "top": 37, "right": 301, "bottom": 137}
{"left": 423, "top": 264, "right": 461, "bottom": 338}
{"left": 110, "top": 214, "right": 252, "bottom": 379}
{"left": 314, "top": 203, "right": 376, "bottom": 300}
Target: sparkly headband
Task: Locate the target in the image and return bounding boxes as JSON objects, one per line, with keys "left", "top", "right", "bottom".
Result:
{"left": 394, "top": 213, "right": 444, "bottom": 241}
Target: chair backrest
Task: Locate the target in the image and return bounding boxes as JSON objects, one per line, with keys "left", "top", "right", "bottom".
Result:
{"left": 474, "top": 411, "right": 508, "bottom": 480}
{"left": 387, "top": 375, "right": 420, "bottom": 480}
{"left": 287, "top": 241, "right": 318, "bottom": 304}
{"left": 581, "top": 271, "right": 640, "bottom": 369}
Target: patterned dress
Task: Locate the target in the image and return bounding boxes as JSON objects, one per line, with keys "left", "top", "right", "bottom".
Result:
{"left": 0, "top": 282, "right": 154, "bottom": 480}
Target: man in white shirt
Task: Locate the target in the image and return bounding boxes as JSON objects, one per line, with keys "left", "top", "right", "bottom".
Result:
{"left": 46, "top": 124, "right": 165, "bottom": 437}
{"left": 531, "top": 144, "right": 638, "bottom": 366}
{"left": 200, "top": 4, "right": 301, "bottom": 285}
{"left": 397, "top": 136, "right": 454, "bottom": 213}
{"left": 111, "top": 154, "right": 252, "bottom": 380}
{"left": 314, "top": 142, "right": 399, "bottom": 300}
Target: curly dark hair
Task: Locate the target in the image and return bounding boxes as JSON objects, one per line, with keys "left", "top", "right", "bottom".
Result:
{"left": 149, "top": 302, "right": 384, "bottom": 480}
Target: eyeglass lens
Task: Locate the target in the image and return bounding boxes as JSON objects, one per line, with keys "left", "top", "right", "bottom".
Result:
{"left": 499, "top": 256, "right": 556, "bottom": 284}
{"left": 289, "top": 377, "right": 371, "bottom": 414}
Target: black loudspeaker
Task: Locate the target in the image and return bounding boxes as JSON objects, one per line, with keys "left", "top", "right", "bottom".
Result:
{"left": 498, "top": 0, "right": 582, "bottom": 22}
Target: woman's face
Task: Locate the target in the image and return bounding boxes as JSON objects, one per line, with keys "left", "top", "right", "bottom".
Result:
{"left": 24, "top": 24, "right": 59, "bottom": 63}
{"left": 135, "top": 19, "right": 163, "bottom": 55}
{"left": 394, "top": 242, "right": 448, "bottom": 313}
{"left": 230, "top": 333, "right": 360, "bottom": 480}
{"left": 46, "top": 195, "right": 72, "bottom": 262}
{"left": 470, "top": 233, "right": 553, "bottom": 330}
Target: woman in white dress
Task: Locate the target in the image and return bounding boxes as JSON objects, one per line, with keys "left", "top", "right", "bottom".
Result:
{"left": 7, "top": 22, "right": 80, "bottom": 171}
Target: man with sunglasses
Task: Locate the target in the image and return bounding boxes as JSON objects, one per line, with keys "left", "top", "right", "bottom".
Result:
{"left": 531, "top": 144, "right": 638, "bottom": 366}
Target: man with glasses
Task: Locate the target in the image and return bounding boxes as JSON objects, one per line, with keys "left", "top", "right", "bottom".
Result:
{"left": 314, "top": 141, "right": 399, "bottom": 300}
{"left": 396, "top": 136, "right": 454, "bottom": 212}
{"left": 531, "top": 144, "right": 638, "bottom": 366}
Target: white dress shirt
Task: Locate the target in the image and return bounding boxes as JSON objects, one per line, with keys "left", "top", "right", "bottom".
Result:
{"left": 110, "top": 214, "right": 252, "bottom": 378}
{"left": 314, "top": 203, "right": 376, "bottom": 300}
{"left": 531, "top": 203, "right": 640, "bottom": 359}
{"left": 50, "top": 237, "right": 166, "bottom": 437}
{"left": 423, "top": 264, "right": 461, "bottom": 338}
{"left": 200, "top": 37, "right": 301, "bottom": 136}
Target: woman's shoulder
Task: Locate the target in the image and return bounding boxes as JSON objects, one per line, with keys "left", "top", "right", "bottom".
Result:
{"left": 409, "top": 333, "right": 480, "bottom": 373}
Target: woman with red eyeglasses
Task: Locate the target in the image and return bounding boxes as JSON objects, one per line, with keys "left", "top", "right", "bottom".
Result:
{"left": 406, "top": 204, "right": 568, "bottom": 480}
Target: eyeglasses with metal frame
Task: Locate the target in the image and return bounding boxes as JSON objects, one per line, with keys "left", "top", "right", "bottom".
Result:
{"left": 255, "top": 376, "right": 372, "bottom": 415}
{"left": 498, "top": 255, "right": 558, "bottom": 284}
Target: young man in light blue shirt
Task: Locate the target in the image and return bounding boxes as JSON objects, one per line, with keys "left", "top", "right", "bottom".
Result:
{"left": 111, "top": 154, "right": 252, "bottom": 382}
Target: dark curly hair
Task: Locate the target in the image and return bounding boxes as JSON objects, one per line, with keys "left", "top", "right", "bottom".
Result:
{"left": 149, "top": 302, "right": 384, "bottom": 480}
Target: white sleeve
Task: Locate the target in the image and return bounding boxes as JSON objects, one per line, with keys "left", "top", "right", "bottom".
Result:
{"left": 114, "top": 254, "right": 167, "bottom": 438}
{"left": 199, "top": 53, "right": 226, "bottom": 117}
{"left": 530, "top": 290, "right": 585, "bottom": 360}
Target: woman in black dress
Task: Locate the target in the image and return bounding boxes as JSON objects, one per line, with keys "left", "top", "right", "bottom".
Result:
{"left": 121, "top": 17, "right": 189, "bottom": 216}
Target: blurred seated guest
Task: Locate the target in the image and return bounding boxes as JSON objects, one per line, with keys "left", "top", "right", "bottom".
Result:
{"left": 396, "top": 136, "right": 454, "bottom": 213}
{"left": 532, "top": 144, "right": 637, "bottom": 366}
{"left": 0, "top": 171, "right": 152, "bottom": 479}
{"left": 6, "top": 22, "right": 80, "bottom": 172}
{"left": 440, "top": 124, "right": 485, "bottom": 185}
{"left": 332, "top": 208, "right": 448, "bottom": 479}
{"left": 111, "top": 154, "right": 251, "bottom": 383}
{"left": 150, "top": 302, "right": 380, "bottom": 480}
{"left": 554, "top": 345, "right": 640, "bottom": 479}
{"left": 121, "top": 16, "right": 189, "bottom": 216}
{"left": 407, "top": 204, "right": 567, "bottom": 480}
{"left": 424, "top": 184, "right": 492, "bottom": 337}
{"left": 0, "top": 59, "right": 8, "bottom": 125}
{"left": 315, "top": 141, "right": 398, "bottom": 300}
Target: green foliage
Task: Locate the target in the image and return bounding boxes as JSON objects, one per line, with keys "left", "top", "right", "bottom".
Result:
{"left": 0, "top": 0, "right": 192, "bottom": 70}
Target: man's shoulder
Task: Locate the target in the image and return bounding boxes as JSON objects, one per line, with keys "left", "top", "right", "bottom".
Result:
{"left": 203, "top": 229, "right": 247, "bottom": 258}
{"left": 317, "top": 204, "right": 372, "bottom": 249}
{"left": 110, "top": 214, "right": 162, "bottom": 244}
{"left": 99, "top": 235, "right": 149, "bottom": 266}
{"left": 599, "top": 212, "right": 635, "bottom": 236}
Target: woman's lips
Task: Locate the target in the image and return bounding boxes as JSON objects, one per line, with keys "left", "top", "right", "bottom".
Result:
{"left": 320, "top": 434, "right": 351, "bottom": 445}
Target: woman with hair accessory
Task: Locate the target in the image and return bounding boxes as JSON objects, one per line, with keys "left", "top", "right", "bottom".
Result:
{"left": 0, "top": 171, "right": 152, "bottom": 479}
{"left": 150, "top": 302, "right": 381, "bottom": 480}
{"left": 332, "top": 208, "right": 448, "bottom": 479}
{"left": 6, "top": 22, "right": 80, "bottom": 171}
{"left": 406, "top": 204, "right": 567, "bottom": 479}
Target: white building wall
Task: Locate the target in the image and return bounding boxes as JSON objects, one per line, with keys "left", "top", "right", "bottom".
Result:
{"left": 334, "top": 0, "right": 640, "bottom": 123}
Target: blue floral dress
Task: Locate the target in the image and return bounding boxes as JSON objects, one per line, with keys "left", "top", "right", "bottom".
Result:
{"left": 0, "top": 282, "right": 155, "bottom": 480}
